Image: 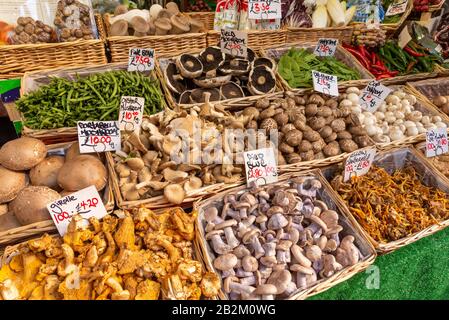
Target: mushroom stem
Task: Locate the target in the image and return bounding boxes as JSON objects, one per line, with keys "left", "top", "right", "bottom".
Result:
{"left": 223, "top": 227, "right": 240, "bottom": 249}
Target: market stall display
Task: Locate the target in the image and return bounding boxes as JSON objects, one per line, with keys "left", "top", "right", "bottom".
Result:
{"left": 195, "top": 172, "right": 376, "bottom": 300}
{"left": 264, "top": 43, "right": 372, "bottom": 91}
{"left": 406, "top": 77, "right": 449, "bottom": 117}
{"left": 0, "top": 138, "right": 114, "bottom": 246}
{"left": 0, "top": 207, "right": 220, "bottom": 300}
{"left": 324, "top": 147, "right": 449, "bottom": 253}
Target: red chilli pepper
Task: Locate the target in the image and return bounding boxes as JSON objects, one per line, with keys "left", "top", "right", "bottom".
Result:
{"left": 345, "top": 47, "right": 370, "bottom": 69}
{"left": 404, "top": 46, "right": 426, "bottom": 57}
{"left": 376, "top": 74, "right": 392, "bottom": 80}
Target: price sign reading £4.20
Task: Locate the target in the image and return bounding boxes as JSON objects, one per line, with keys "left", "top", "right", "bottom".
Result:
{"left": 313, "top": 38, "right": 338, "bottom": 57}
{"left": 426, "top": 126, "right": 449, "bottom": 157}
{"left": 128, "top": 48, "right": 155, "bottom": 72}
{"left": 77, "top": 121, "right": 121, "bottom": 153}
{"left": 220, "top": 29, "right": 248, "bottom": 58}
{"left": 47, "top": 186, "right": 108, "bottom": 236}
{"left": 248, "top": 0, "right": 282, "bottom": 20}
{"left": 118, "top": 96, "right": 145, "bottom": 132}
{"left": 312, "top": 70, "right": 339, "bottom": 97}
{"left": 344, "top": 148, "right": 376, "bottom": 182}
{"left": 360, "top": 80, "right": 392, "bottom": 112}
{"left": 243, "top": 148, "right": 278, "bottom": 187}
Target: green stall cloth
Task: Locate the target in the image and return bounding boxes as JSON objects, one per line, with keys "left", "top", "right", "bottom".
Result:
{"left": 309, "top": 226, "right": 449, "bottom": 300}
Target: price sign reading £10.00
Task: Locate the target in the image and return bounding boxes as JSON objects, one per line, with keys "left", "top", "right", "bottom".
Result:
{"left": 128, "top": 48, "right": 155, "bottom": 72}
{"left": 220, "top": 29, "right": 248, "bottom": 58}
{"left": 118, "top": 96, "right": 145, "bottom": 132}
{"left": 426, "top": 126, "right": 449, "bottom": 157}
{"left": 243, "top": 148, "right": 278, "bottom": 187}
{"left": 77, "top": 121, "right": 121, "bottom": 153}
{"left": 248, "top": 0, "right": 282, "bottom": 20}
{"left": 312, "top": 70, "right": 339, "bottom": 97}
{"left": 359, "top": 80, "right": 392, "bottom": 112}
{"left": 313, "top": 38, "right": 338, "bottom": 57}
{"left": 47, "top": 186, "right": 108, "bottom": 236}
{"left": 344, "top": 148, "right": 376, "bottom": 182}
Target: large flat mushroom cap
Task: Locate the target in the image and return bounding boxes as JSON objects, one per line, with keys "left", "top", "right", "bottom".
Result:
{"left": 165, "top": 62, "right": 185, "bottom": 94}
{"left": 220, "top": 82, "right": 244, "bottom": 100}
{"left": 248, "top": 65, "right": 276, "bottom": 95}
{"left": 193, "top": 74, "right": 232, "bottom": 88}
{"left": 176, "top": 54, "right": 203, "bottom": 79}
{"left": 219, "top": 59, "right": 250, "bottom": 76}
{"left": 199, "top": 46, "right": 225, "bottom": 72}
{"left": 190, "top": 88, "right": 220, "bottom": 103}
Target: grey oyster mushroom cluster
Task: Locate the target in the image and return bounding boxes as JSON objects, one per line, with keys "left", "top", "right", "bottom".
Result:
{"left": 164, "top": 46, "right": 277, "bottom": 104}
{"left": 239, "top": 93, "right": 372, "bottom": 164}
{"left": 109, "top": 2, "right": 205, "bottom": 37}
{"left": 10, "top": 17, "right": 55, "bottom": 45}
{"left": 54, "top": 0, "right": 96, "bottom": 42}
{"left": 113, "top": 102, "right": 276, "bottom": 205}
{"left": 203, "top": 177, "right": 363, "bottom": 300}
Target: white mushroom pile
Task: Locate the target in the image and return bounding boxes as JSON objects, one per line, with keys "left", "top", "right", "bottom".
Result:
{"left": 203, "top": 177, "right": 363, "bottom": 300}
{"left": 344, "top": 87, "right": 446, "bottom": 144}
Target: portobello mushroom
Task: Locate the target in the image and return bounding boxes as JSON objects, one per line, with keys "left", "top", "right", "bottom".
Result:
{"left": 176, "top": 54, "right": 203, "bottom": 78}
{"left": 253, "top": 57, "right": 276, "bottom": 71}
{"left": 190, "top": 88, "right": 220, "bottom": 103}
{"left": 193, "top": 74, "right": 232, "bottom": 88}
{"left": 220, "top": 82, "right": 245, "bottom": 100}
{"left": 165, "top": 62, "right": 185, "bottom": 94}
{"left": 219, "top": 59, "right": 250, "bottom": 76}
{"left": 199, "top": 46, "right": 225, "bottom": 72}
{"left": 248, "top": 65, "right": 276, "bottom": 95}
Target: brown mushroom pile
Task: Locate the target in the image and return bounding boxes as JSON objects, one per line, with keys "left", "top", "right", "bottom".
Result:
{"left": 163, "top": 46, "right": 277, "bottom": 104}
{"left": 54, "top": 0, "right": 96, "bottom": 42}
{"left": 238, "top": 93, "right": 372, "bottom": 164}
{"left": 10, "top": 17, "right": 56, "bottom": 45}
{"left": 433, "top": 95, "right": 449, "bottom": 115}
{"left": 109, "top": 2, "right": 205, "bottom": 37}
{"left": 0, "top": 138, "right": 108, "bottom": 228}
{"left": 202, "top": 177, "right": 364, "bottom": 300}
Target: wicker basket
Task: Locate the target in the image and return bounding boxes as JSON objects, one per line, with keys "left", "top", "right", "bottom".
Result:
{"left": 194, "top": 170, "right": 376, "bottom": 300}
{"left": 262, "top": 42, "right": 374, "bottom": 92}
{"left": 0, "top": 141, "right": 114, "bottom": 246}
{"left": 286, "top": 26, "right": 354, "bottom": 45}
{"left": 0, "top": 40, "right": 107, "bottom": 78}
{"left": 156, "top": 49, "right": 284, "bottom": 110}
{"left": 186, "top": 12, "right": 215, "bottom": 30}
{"left": 8, "top": 63, "right": 165, "bottom": 144}
{"left": 428, "top": 0, "right": 446, "bottom": 11}
{"left": 373, "top": 85, "right": 449, "bottom": 151}
{"left": 102, "top": 14, "right": 207, "bottom": 62}
{"left": 206, "top": 29, "right": 287, "bottom": 51}
{"left": 321, "top": 146, "right": 449, "bottom": 254}
{"left": 406, "top": 76, "right": 449, "bottom": 114}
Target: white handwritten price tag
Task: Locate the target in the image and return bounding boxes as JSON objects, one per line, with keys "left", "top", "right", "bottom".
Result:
{"left": 426, "top": 126, "right": 449, "bottom": 157}
{"left": 128, "top": 48, "right": 155, "bottom": 72}
{"left": 360, "top": 81, "right": 392, "bottom": 112}
{"left": 248, "top": 0, "right": 282, "bottom": 20}
{"left": 47, "top": 186, "right": 108, "bottom": 236}
{"left": 344, "top": 148, "right": 376, "bottom": 182}
{"left": 312, "top": 70, "right": 339, "bottom": 97}
{"left": 385, "top": 0, "right": 407, "bottom": 16}
{"left": 220, "top": 29, "right": 248, "bottom": 58}
{"left": 118, "top": 96, "right": 145, "bottom": 132}
{"left": 77, "top": 121, "right": 121, "bottom": 153}
{"left": 314, "top": 38, "right": 338, "bottom": 57}
{"left": 243, "top": 147, "right": 278, "bottom": 187}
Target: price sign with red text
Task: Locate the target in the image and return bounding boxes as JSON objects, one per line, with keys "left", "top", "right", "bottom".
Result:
{"left": 312, "top": 70, "right": 339, "bottom": 97}
{"left": 243, "top": 147, "right": 278, "bottom": 187}
{"left": 77, "top": 121, "right": 121, "bottom": 153}
{"left": 118, "top": 96, "right": 145, "bottom": 132}
{"left": 426, "top": 126, "right": 448, "bottom": 157}
{"left": 344, "top": 148, "right": 376, "bottom": 182}
{"left": 220, "top": 29, "right": 248, "bottom": 58}
{"left": 314, "top": 38, "right": 338, "bottom": 57}
{"left": 385, "top": 0, "right": 407, "bottom": 16}
{"left": 47, "top": 186, "right": 107, "bottom": 236}
{"left": 360, "top": 80, "right": 392, "bottom": 112}
{"left": 248, "top": 0, "right": 282, "bottom": 20}
{"left": 128, "top": 48, "right": 155, "bottom": 72}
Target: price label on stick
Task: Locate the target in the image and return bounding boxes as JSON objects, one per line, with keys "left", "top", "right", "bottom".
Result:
{"left": 128, "top": 48, "right": 155, "bottom": 72}
{"left": 243, "top": 147, "right": 278, "bottom": 187}
{"left": 360, "top": 80, "right": 392, "bottom": 112}
{"left": 344, "top": 148, "right": 376, "bottom": 182}
{"left": 312, "top": 70, "right": 339, "bottom": 97}
{"left": 118, "top": 96, "right": 145, "bottom": 132}
{"left": 47, "top": 186, "right": 108, "bottom": 236}
{"left": 385, "top": 0, "right": 407, "bottom": 16}
{"left": 314, "top": 38, "right": 338, "bottom": 57}
{"left": 77, "top": 121, "right": 121, "bottom": 153}
{"left": 426, "top": 126, "right": 449, "bottom": 157}
{"left": 248, "top": 0, "right": 282, "bottom": 20}
{"left": 220, "top": 29, "right": 248, "bottom": 58}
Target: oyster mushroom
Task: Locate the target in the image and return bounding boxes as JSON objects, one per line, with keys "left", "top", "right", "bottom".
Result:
{"left": 176, "top": 54, "right": 203, "bottom": 79}
{"left": 220, "top": 82, "right": 245, "bottom": 100}
{"left": 248, "top": 65, "right": 276, "bottom": 95}
{"left": 163, "top": 184, "right": 185, "bottom": 204}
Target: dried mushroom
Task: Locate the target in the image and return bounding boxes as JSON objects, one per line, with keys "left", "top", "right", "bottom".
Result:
{"left": 11, "top": 17, "right": 55, "bottom": 44}
{"left": 0, "top": 208, "right": 220, "bottom": 300}
{"left": 54, "top": 0, "right": 95, "bottom": 42}
{"left": 202, "top": 177, "right": 364, "bottom": 300}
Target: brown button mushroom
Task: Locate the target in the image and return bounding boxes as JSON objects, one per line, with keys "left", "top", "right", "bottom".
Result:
{"left": 0, "top": 165, "right": 27, "bottom": 203}
{"left": 0, "top": 137, "right": 47, "bottom": 171}
{"left": 30, "top": 155, "right": 65, "bottom": 191}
